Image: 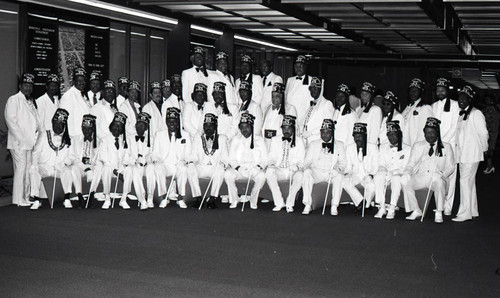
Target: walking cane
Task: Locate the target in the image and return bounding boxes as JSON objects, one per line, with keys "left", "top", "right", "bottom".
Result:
{"left": 111, "top": 173, "right": 119, "bottom": 208}
{"left": 421, "top": 159, "right": 438, "bottom": 222}
{"left": 165, "top": 161, "right": 180, "bottom": 202}
{"left": 199, "top": 154, "right": 223, "bottom": 210}
{"left": 322, "top": 174, "right": 333, "bottom": 216}
{"left": 51, "top": 147, "right": 61, "bottom": 209}
{"left": 241, "top": 175, "right": 252, "bottom": 212}
{"left": 288, "top": 168, "right": 292, "bottom": 206}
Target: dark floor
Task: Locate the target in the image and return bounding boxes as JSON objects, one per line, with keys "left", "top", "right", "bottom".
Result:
{"left": 1, "top": 166, "right": 499, "bottom": 297}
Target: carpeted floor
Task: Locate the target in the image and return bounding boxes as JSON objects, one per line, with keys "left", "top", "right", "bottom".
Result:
{"left": 1, "top": 168, "right": 499, "bottom": 297}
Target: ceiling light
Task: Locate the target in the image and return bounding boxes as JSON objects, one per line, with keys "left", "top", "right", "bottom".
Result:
{"left": 234, "top": 34, "right": 297, "bottom": 51}
{"left": 191, "top": 24, "right": 223, "bottom": 35}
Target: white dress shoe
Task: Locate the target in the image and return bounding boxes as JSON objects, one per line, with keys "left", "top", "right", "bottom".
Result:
{"left": 444, "top": 209, "right": 452, "bottom": 216}
{"left": 250, "top": 202, "right": 258, "bottom": 210}
{"left": 30, "top": 200, "right": 41, "bottom": 210}
{"left": 405, "top": 209, "right": 422, "bottom": 220}
{"left": 374, "top": 208, "right": 387, "bottom": 219}
{"left": 159, "top": 198, "right": 169, "bottom": 208}
{"left": 261, "top": 199, "right": 270, "bottom": 203}
{"left": 302, "top": 205, "right": 311, "bottom": 215}
{"left": 330, "top": 206, "right": 338, "bottom": 216}
{"left": 272, "top": 204, "right": 284, "bottom": 212}
{"left": 140, "top": 201, "right": 149, "bottom": 210}
{"left": 18, "top": 199, "right": 33, "bottom": 207}
{"left": 177, "top": 200, "right": 187, "bottom": 209}
{"left": 147, "top": 198, "right": 154, "bottom": 208}
{"left": 386, "top": 208, "right": 396, "bottom": 220}
{"left": 452, "top": 216, "right": 470, "bottom": 222}
{"left": 239, "top": 195, "right": 250, "bottom": 203}
{"left": 63, "top": 199, "right": 73, "bottom": 209}
{"left": 119, "top": 201, "right": 131, "bottom": 210}
{"left": 286, "top": 206, "right": 294, "bottom": 213}
{"left": 220, "top": 195, "right": 229, "bottom": 203}
{"left": 434, "top": 211, "right": 443, "bottom": 223}
{"left": 229, "top": 201, "right": 238, "bottom": 209}
{"left": 102, "top": 200, "right": 111, "bottom": 209}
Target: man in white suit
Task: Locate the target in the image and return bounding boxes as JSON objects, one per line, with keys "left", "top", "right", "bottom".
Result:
{"left": 431, "top": 78, "right": 460, "bottom": 215}
{"left": 119, "top": 80, "right": 142, "bottom": 136}
{"left": 87, "top": 71, "right": 101, "bottom": 106}
{"left": 285, "top": 55, "right": 312, "bottom": 127}
{"left": 36, "top": 73, "right": 60, "bottom": 131}
{"left": 402, "top": 117, "right": 455, "bottom": 223}
{"left": 207, "top": 51, "right": 237, "bottom": 107}
{"left": 235, "top": 55, "right": 263, "bottom": 106}
{"left": 260, "top": 60, "right": 283, "bottom": 112}
{"left": 356, "top": 82, "right": 383, "bottom": 145}
{"left": 379, "top": 91, "right": 405, "bottom": 146}
{"left": 301, "top": 77, "right": 334, "bottom": 146}
{"left": 402, "top": 78, "right": 434, "bottom": 146}
{"left": 90, "top": 80, "right": 118, "bottom": 141}
{"left": 182, "top": 46, "right": 209, "bottom": 104}
{"left": 116, "top": 76, "right": 129, "bottom": 109}
{"left": 142, "top": 81, "right": 167, "bottom": 139}
{"left": 333, "top": 84, "right": 358, "bottom": 147}
{"left": 453, "top": 86, "right": 489, "bottom": 222}
{"left": 5, "top": 72, "right": 41, "bottom": 206}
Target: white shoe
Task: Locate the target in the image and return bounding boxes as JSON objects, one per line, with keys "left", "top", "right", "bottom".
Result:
{"left": 63, "top": 199, "right": 73, "bottom": 209}
{"left": 286, "top": 206, "right": 294, "bottom": 213}
{"left": 30, "top": 200, "right": 41, "bottom": 210}
{"left": 239, "top": 195, "right": 250, "bottom": 203}
{"left": 405, "top": 209, "right": 422, "bottom": 220}
{"left": 18, "top": 199, "right": 33, "bottom": 207}
{"left": 374, "top": 208, "right": 387, "bottom": 219}
{"left": 94, "top": 193, "right": 106, "bottom": 201}
{"left": 386, "top": 207, "right": 396, "bottom": 220}
{"left": 177, "top": 200, "right": 187, "bottom": 209}
{"left": 147, "top": 197, "right": 154, "bottom": 208}
{"left": 102, "top": 199, "right": 111, "bottom": 209}
{"left": 434, "top": 211, "right": 443, "bottom": 223}
{"left": 261, "top": 199, "right": 270, "bottom": 203}
{"left": 140, "top": 201, "right": 148, "bottom": 210}
{"left": 229, "top": 201, "right": 238, "bottom": 209}
{"left": 330, "top": 206, "right": 338, "bottom": 216}
{"left": 452, "top": 216, "right": 470, "bottom": 222}
{"left": 119, "top": 201, "right": 131, "bottom": 210}
{"left": 221, "top": 195, "right": 229, "bottom": 204}
{"left": 302, "top": 205, "right": 311, "bottom": 215}
{"left": 168, "top": 193, "right": 179, "bottom": 200}
{"left": 159, "top": 198, "right": 169, "bottom": 208}
{"left": 250, "top": 202, "right": 258, "bottom": 210}
{"left": 444, "top": 209, "right": 452, "bottom": 216}
{"left": 272, "top": 204, "right": 284, "bottom": 212}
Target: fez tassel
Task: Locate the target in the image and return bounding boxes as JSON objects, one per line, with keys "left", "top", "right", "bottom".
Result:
{"left": 241, "top": 175, "right": 252, "bottom": 212}
{"left": 199, "top": 153, "right": 223, "bottom": 210}
{"left": 421, "top": 159, "right": 437, "bottom": 222}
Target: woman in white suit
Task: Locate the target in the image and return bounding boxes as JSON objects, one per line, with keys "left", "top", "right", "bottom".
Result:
{"left": 454, "top": 86, "right": 489, "bottom": 222}
{"left": 5, "top": 73, "right": 41, "bottom": 206}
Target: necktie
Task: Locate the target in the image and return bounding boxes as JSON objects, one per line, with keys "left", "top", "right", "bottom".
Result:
{"left": 196, "top": 67, "right": 208, "bottom": 77}
{"left": 358, "top": 148, "right": 364, "bottom": 161}
{"left": 197, "top": 104, "right": 203, "bottom": 111}
{"left": 84, "top": 135, "right": 93, "bottom": 142}
{"left": 310, "top": 100, "right": 317, "bottom": 106}
{"left": 428, "top": 143, "right": 434, "bottom": 156}
{"left": 136, "top": 135, "right": 145, "bottom": 142}
{"left": 296, "top": 76, "right": 302, "bottom": 80}
{"left": 263, "top": 76, "right": 267, "bottom": 87}
{"left": 272, "top": 104, "right": 280, "bottom": 111}
{"left": 459, "top": 110, "right": 466, "bottom": 116}
{"left": 115, "top": 137, "right": 120, "bottom": 149}
{"left": 93, "top": 93, "right": 97, "bottom": 105}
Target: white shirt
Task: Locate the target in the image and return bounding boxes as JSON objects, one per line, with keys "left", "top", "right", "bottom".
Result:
{"left": 378, "top": 143, "right": 410, "bottom": 175}
{"left": 192, "top": 134, "right": 229, "bottom": 167}
{"left": 260, "top": 72, "right": 283, "bottom": 112}
{"left": 119, "top": 99, "right": 141, "bottom": 137}
{"left": 236, "top": 73, "right": 264, "bottom": 105}
{"left": 96, "top": 134, "right": 133, "bottom": 170}
{"left": 404, "top": 140, "right": 455, "bottom": 178}
{"left": 262, "top": 103, "right": 297, "bottom": 142}
{"left": 87, "top": 90, "right": 101, "bottom": 106}
{"left": 182, "top": 65, "right": 209, "bottom": 104}
{"left": 356, "top": 104, "right": 383, "bottom": 145}
{"left": 32, "top": 130, "right": 74, "bottom": 168}
{"left": 150, "top": 129, "right": 192, "bottom": 164}
{"left": 345, "top": 143, "right": 379, "bottom": 177}
{"left": 401, "top": 99, "right": 433, "bottom": 146}
{"left": 456, "top": 107, "right": 489, "bottom": 163}
{"left": 304, "top": 139, "right": 346, "bottom": 172}
{"left": 182, "top": 102, "right": 206, "bottom": 137}
{"left": 228, "top": 134, "right": 267, "bottom": 169}
{"left": 36, "top": 93, "right": 59, "bottom": 131}
{"left": 60, "top": 86, "right": 93, "bottom": 138}
{"left": 285, "top": 74, "right": 312, "bottom": 127}
{"left": 267, "top": 135, "right": 305, "bottom": 169}
{"left": 5, "top": 91, "right": 41, "bottom": 150}
{"left": 235, "top": 100, "right": 263, "bottom": 136}
{"left": 203, "top": 102, "right": 238, "bottom": 139}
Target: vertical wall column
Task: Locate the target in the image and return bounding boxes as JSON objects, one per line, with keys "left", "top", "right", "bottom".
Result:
{"left": 167, "top": 20, "right": 190, "bottom": 76}
{"left": 215, "top": 28, "right": 234, "bottom": 70}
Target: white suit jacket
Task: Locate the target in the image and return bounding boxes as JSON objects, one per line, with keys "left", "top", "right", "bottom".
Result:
{"left": 72, "top": 135, "right": 97, "bottom": 168}
{"left": 182, "top": 66, "right": 209, "bottom": 104}
{"left": 261, "top": 72, "right": 283, "bottom": 112}
{"left": 404, "top": 140, "right": 455, "bottom": 178}
{"left": 379, "top": 111, "right": 405, "bottom": 146}
{"left": 60, "top": 86, "right": 93, "bottom": 138}
{"left": 207, "top": 70, "right": 238, "bottom": 106}
{"left": 432, "top": 98, "right": 460, "bottom": 145}
{"left": 191, "top": 134, "right": 229, "bottom": 167}
{"left": 236, "top": 73, "right": 263, "bottom": 105}
{"left": 90, "top": 100, "right": 117, "bottom": 141}
{"left": 456, "top": 108, "right": 489, "bottom": 163}
{"left": 401, "top": 99, "right": 433, "bottom": 146}
{"left": 345, "top": 143, "right": 379, "bottom": 177}
{"left": 182, "top": 102, "right": 205, "bottom": 137}
{"left": 267, "top": 135, "right": 306, "bottom": 168}
{"left": 119, "top": 99, "right": 141, "bottom": 137}
{"left": 36, "top": 93, "right": 59, "bottom": 131}
{"left": 228, "top": 134, "right": 267, "bottom": 169}
{"left": 87, "top": 90, "right": 100, "bottom": 106}
{"left": 32, "top": 130, "right": 74, "bottom": 168}
{"left": 285, "top": 74, "right": 312, "bottom": 127}
{"left": 301, "top": 96, "right": 334, "bottom": 144}
{"left": 150, "top": 129, "right": 192, "bottom": 164}
{"left": 128, "top": 134, "right": 153, "bottom": 165}
{"left": 378, "top": 143, "right": 410, "bottom": 175}
{"left": 235, "top": 100, "right": 263, "bottom": 136}
{"left": 5, "top": 91, "right": 40, "bottom": 150}
{"left": 96, "top": 134, "right": 133, "bottom": 169}
{"left": 262, "top": 103, "right": 297, "bottom": 140}
{"left": 333, "top": 104, "right": 358, "bottom": 147}
{"left": 203, "top": 102, "right": 238, "bottom": 140}
{"left": 142, "top": 101, "right": 167, "bottom": 140}
{"left": 304, "top": 140, "right": 346, "bottom": 172}
{"left": 356, "top": 104, "right": 383, "bottom": 145}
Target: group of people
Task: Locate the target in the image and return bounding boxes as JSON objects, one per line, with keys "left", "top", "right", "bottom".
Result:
{"left": 5, "top": 47, "right": 489, "bottom": 223}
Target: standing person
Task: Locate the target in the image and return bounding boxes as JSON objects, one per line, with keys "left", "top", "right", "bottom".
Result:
{"left": 119, "top": 80, "right": 142, "bottom": 136}
{"left": 36, "top": 73, "right": 60, "bottom": 130}
{"left": 401, "top": 117, "right": 455, "bottom": 223}
{"left": 90, "top": 80, "right": 118, "bottom": 141}
{"left": 262, "top": 82, "right": 297, "bottom": 148}
{"left": 453, "top": 86, "right": 489, "bottom": 222}
{"left": 170, "top": 74, "right": 185, "bottom": 108}
{"left": 285, "top": 55, "right": 312, "bottom": 128}
{"left": 204, "top": 81, "right": 237, "bottom": 139}
{"left": 142, "top": 81, "right": 167, "bottom": 139}
{"left": 182, "top": 46, "right": 209, "bottom": 104}
{"left": 60, "top": 67, "right": 93, "bottom": 144}
{"left": 333, "top": 84, "right": 358, "bottom": 147}
{"left": 188, "top": 113, "right": 229, "bottom": 209}
{"left": 236, "top": 80, "right": 263, "bottom": 136}
{"left": 379, "top": 91, "right": 405, "bottom": 147}
{"left": 225, "top": 112, "right": 267, "bottom": 209}
{"left": 482, "top": 94, "right": 500, "bottom": 174}
{"left": 116, "top": 76, "right": 129, "bottom": 109}
{"left": 356, "top": 82, "right": 383, "bottom": 146}
{"left": 301, "top": 77, "right": 334, "bottom": 146}
{"left": 29, "top": 109, "right": 82, "bottom": 210}
{"left": 235, "top": 55, "right": 263, "bottom": 106}
{"left": 5, "top": 72, "right": 41, "bottom": 206}
{"left": 260, "top": 59, "right": 283, "bottom": 112}
{"left": 349, "top": 86, "right": 361, "bottom": 111}
{"left": 402, "top": 78, "right": 434, "bottom": 146}
{"left": 373, "top": 121, "right": 410, "bottom": 219}
{"left": 431, "top": 78, "right": 460, "bottom": 215}
{"left": 161, "top": 78, "right": 182, "bottom": 113}
{"left": 182, "top": 83, "right": 208, "bottom": 137}
{"left": 87, "top": 71, "right": 102, "bottom": 106}
{"left": 266, "top": 115, "right": 305, "bottom": 212}
{"left": 207, "top": 51, "right": 237, "bottom": 107}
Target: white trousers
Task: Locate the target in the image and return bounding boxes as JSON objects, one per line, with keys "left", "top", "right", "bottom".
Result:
{"left": 122, "top": 164, "right": 154, "bottom": 203}
{"left": 224, "top": 167, "right": 266, "bottom": 205}
{"left": 149, "top": 163, "right": 187, "bottom": 197}
{"left": 29, "top": 164, "right": 82, "bottom": 197}
{"left": 10, "top": 149, "right": 32, "bottom": 204}
{"left": 302, "top": 168, "right": 342, "bottom": 208}
{"left": 456, "top": 162, "right": 479, "bottom": 220}
{"left": 266, "top": 166, "right": 303, "bottom": 207}
{"left": 343, "top": 173, "right": 374, "bottom": 207}
{"left": 444, "top": 164, "right": 458, "bottom": 213}
{"left": 374, "top": 172, "right": 404, "bottom": 208}
{"left": 89, "top": 163, "right": 117, "bottom": 196}
{"left": 401, "top": 172, "right": 446, "bottom": 212}
{"left": 187, "top": 163, "right": 225, "bottom": 198}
